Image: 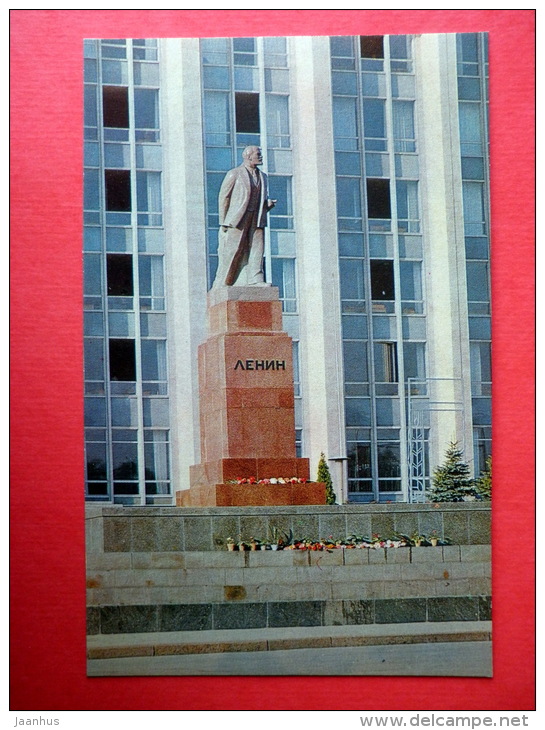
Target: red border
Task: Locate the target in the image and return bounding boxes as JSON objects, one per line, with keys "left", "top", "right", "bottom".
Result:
{"left": 10, "top": 10, "right": 535, "bottom": 711}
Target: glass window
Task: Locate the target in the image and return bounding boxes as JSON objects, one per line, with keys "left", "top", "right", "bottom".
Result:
{"left": 103, "top": 86, "right": 129, "bottom": 128}
{"left": 84, "top": 397, "right": 106, "bottom": 427}
{"left": 137, "top": 171, "right": 162, "bottom": 213}
{"left": 360, "top": 36, "right": 383, "bottom": 60}
{"left": 466, "top": 261, "right": 490, "bottom": 303}
{"left": 374, "top": 342, "right": 398, "bottom": 383}
{"left": 470, "top": 342, "right": 491, "bottom": 385}
{"left": 366, "top": 179, "right": 391, "bottom": 219}
{"left": 84, "top": 168, "right": 100, "bottom": 210}
{"left": 343, "top": 341, "right": 368, "bottom": 383}
{"left": 112, "top": 441, "right": 138, "bottom": 481}
{"left": 86, "top": 441, "right": 107, "bottom": 481}
{"left": 203, "top": 65, "right": 230, "bottom": 90}
{"left": 204, "top": 91, "right": 231, "bottom": 146}
{"left": 338, "top": 233, "right": 364, "bottom": 257}
{"left": 271, "top": 258, "right": 297, "bottom": 312}
{"left": 109, "top": 339, "right": 136, "bottom": 381}
{"left": 340, "top": 258, "right": 365, "bottom": 301}
{"left": 337, "top": 177, "right": 362, "bottom": 218}
{"left": 84, "top": 338, "right": 105, "bottom": 381}
{"left": 139, "top": 255, "right": 164, "bottom": 308}
{"left": 462, "top": 181, "right": 486, "bottom": 235}
{"left": 400, "top": 260, "right": 422, "bottom": 305}
{"left": 345, "top": 398, "right": 372, "bottom": 426}
{"left": 84, "top": 254, "right": 102, "bottom": 295}
{"left": 347, "top": 442, "right": 372, "bottom": 479}
{"left": 363, "top": 98, "right": 386, "bottom": 151}
{"left": 333, "top": 96, "right": 358, "bottom": 151}
{"left": 331, "top": 71, "right": 357, "bottom": 96}
{"left": 403, "top": 342, "right": 426, "bottom": 382}
{"left": 266, "top": 95, "right": 290, "bottom": 148}
{"left": 461, "top": 157, "right": 484, "bottom": 180}
{"left": 370, "top": 260, "right": 394, "bottom": 300}
{"left": 265, "top": 69, "right": 289, "bottom": 92}
{"left": 268, "top": 176, "right": 293, "bottom": 218}
{"left": 201, "top": 37, "right": 229, "bottom": 65}
{"left": 235, "top": 92, "right": 260, "bottom": 133}
{"left": 459, "top": 102, "right": 483, "bottom": 156}
{"left": 377, "top": 443, "right": 401, "bottom": 477}
{"left": 84, "top": 85, "right": 98, "bottom": 128}
{"left": 107, "top": 254, "right": 133, "bottom": 296}
{"left": 393, "top": 100, "right": 415, "bottom": 152}
{"left": 396, "top": 180, "right": 419, "bottom": 232}
{"left": 145, "top": 432, "right": 170, "bottom": 485}
{"left": 375, "top": 398, "right": 400, "bottom": 426}
{"left": 105, "top": 169, "right": 131, "bottom": 211}
{"left": 134, "top": 88, "right": 159, "bottom": 131}
{"left": 141, "top": 340, "right": 167, "bottom": 382}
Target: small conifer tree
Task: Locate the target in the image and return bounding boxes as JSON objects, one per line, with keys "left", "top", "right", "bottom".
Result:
{"left": 317, "top": 452, "right": 336, "bottom": 505}
{"left": 428, "top": 440, "right": 475, "bottom": 502}
{"left": 474, "top": 455, "right": 492, "bottom": 501}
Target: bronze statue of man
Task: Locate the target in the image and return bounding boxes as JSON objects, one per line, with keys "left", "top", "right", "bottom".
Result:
{"left": 212, "top": 145, "right": 276, "bottom": 288}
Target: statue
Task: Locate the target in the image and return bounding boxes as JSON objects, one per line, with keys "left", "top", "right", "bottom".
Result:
{"left": 212, "top": 146, "right": 276, "bottom": 288}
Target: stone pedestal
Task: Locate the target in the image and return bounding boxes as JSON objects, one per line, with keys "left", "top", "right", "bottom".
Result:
{"left": 177, "top": 286, "right": 325, "bottom": 507}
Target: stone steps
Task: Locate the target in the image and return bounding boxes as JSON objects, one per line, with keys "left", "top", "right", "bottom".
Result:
{"left": 87, "top": 621, "right": 492, "bottom": 660}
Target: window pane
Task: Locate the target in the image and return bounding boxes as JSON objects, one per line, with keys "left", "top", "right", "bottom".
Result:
{"left": 377, "top": 443, "right": 401, "bottom": 477}
{"left": 235, "top": 92, "right": 260, "bottom": 133}
{"left": 363, "top": 98, "right": 386, "bottom": 146}
{"left": 374, "top": 342, "right": 398, "bottom": 382}
{"left": 84, "top": 254, "right": 102, "bottom": 295}
{"left": 367, "top": 179, "right": 391, "bottom": 219}
{"left": 109, "top": 339, "right": 136, "bottom": 381}
{"left": 103, "top": 86, "right": 129, "bottom": 128}
{"left": 343, "top": 341, "right": 368, "bottom": 382}
{"left": 107, "top": 254, "right": 133, "bottom": 296}
{"left": 84, "top": 168, "right": 100, "bottom": 210}
{"left": 393, "top": 100, "right": 415, "bottom": 152}
{"left": 370, "top": 260, "right": 395, "bottom": 300}
{"left": 360, "top": 36, "right": 384, "bottom": 59}
{"left": 337, "top": 178, "right": 362, "bottom": 218}
{"left": 141, "top": 340, "right": 167, "bottom": 381}
{"left": 137, "top": 171, "right": 162, "bottom": 212}
{"left": 204, "top": 91, "right": 231, "bottom": 143}
{"left": 84, "top": 338, "right": 105, "bottom": 380}
{"left": 466, "top": 261, "right": 490, "bottom": 302}
{"left": 340, "top": 258, "right": 365, "bottom": 300}
{"left": 105, "top": 170, "right": 131, "bottom": 211}
{"left": 345, "top": 398, "right": 371, "bottom": 426}
{"left": 403, "top": 342, "right": 426, "bottom": 381}
{"left": 134, "top": 88, "right": 159, "bottom": 130}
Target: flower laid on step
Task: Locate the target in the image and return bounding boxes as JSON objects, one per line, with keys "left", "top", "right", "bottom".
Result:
{"left": 230, "top": 476, "right": 308, "bottom": 485}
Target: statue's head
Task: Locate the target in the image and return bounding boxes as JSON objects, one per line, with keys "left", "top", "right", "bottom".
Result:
{"left": 242, "top": 146, "right": 263, "bottom": 167}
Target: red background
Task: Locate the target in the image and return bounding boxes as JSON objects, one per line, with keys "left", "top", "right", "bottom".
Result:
{"left": 10, "top": 10, "right": 536, "bottom": 711}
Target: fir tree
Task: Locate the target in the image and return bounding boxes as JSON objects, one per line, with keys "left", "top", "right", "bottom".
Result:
{"left": 474, "top": 455, "right": 492, "bottom": 501}
{"left": 317, "top": 452, "right": 336, "bottom": 505}
{"left": 428, "top": 440, "right": 475, "bottom": 502}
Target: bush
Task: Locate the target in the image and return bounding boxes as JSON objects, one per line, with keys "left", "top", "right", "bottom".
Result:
{"left": 427, "top": 440, "right": 475, "bottom": 502}
{"left": 474, "top": 455, "right": 492, "bottom": 500}
{"left": 317, "top": 452, "right": 337, "bottom": 505}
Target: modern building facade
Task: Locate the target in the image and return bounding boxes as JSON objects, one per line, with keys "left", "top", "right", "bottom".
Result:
{"left": 83, "top": 33, "right": 491, "bottom": 506}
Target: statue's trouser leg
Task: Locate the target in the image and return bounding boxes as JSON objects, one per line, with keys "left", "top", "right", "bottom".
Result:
{"left": 244, "top": 225, "right": 265, "bottom": 285}
{"left": 212, "top": 226, "right": 245, "bottom": 288}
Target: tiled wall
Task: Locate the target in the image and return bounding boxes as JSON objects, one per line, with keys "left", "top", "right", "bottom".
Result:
{"left": 86, "top": 503, "right": 491, "bottom": 553}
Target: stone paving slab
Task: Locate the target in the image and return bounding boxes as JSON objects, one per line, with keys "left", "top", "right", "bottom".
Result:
{"left": 87, "top": 620, "right": 491, "bottom": 660}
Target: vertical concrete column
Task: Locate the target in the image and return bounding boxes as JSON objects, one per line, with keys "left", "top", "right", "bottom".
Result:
{"left": 414, "top": 34, "right": 473, "bottom": 470}
{"left": 160, "top": 39, "right": 208, "bottom": 497}
{"left": 289, "top": 36, "right": 346, "bottom": 501}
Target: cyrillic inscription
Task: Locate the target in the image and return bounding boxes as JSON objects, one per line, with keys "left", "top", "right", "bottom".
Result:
{"left": 234, "top": 359, "right": 286, "bottom": 371}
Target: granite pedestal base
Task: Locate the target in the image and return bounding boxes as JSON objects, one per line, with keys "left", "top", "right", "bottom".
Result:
{"left": 176, "top": 481, "right": 326, "bottom": 507}
{"left": 183, "top": 286, "right": 326, "bottom": 507}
